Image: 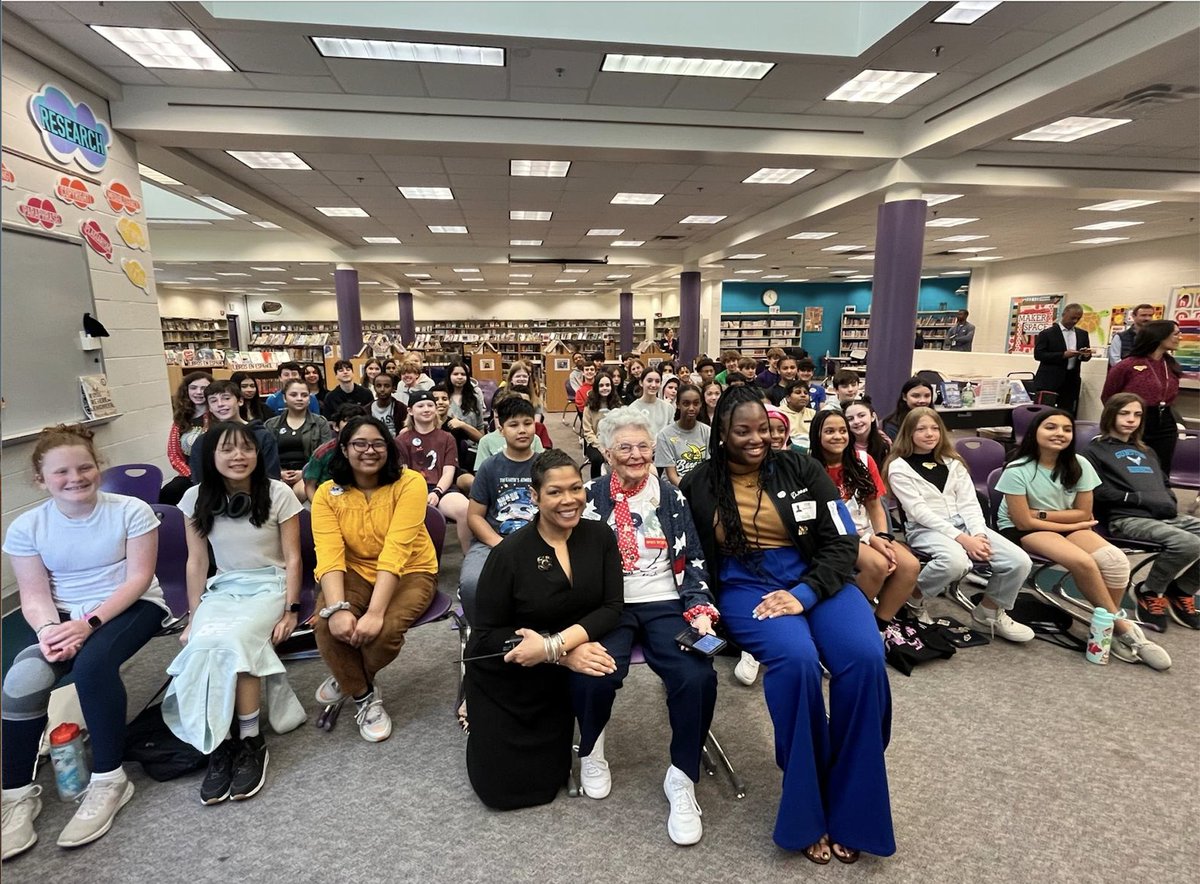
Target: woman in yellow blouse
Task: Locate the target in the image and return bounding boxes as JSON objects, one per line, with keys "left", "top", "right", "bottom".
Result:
{"left": 310, "top": 416, "right": 438, "bottom": 742}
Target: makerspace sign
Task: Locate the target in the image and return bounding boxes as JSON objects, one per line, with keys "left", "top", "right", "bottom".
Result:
{"left": 28, "top": 85, "right": 111, "bottom": 172}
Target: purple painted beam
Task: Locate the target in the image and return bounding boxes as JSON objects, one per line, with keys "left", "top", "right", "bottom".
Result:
{"left": 864, "top": 199, "right": 926, "bottom": 413}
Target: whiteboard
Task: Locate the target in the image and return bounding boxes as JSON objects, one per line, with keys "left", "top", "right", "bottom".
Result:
{"left": 1, "top": 223, "right": 107, "bottom": 441}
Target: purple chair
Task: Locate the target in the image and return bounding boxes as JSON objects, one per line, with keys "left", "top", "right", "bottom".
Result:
{"left": 1073, "top": 422, "right": 1101, "bottom": 452}
{"left": 1169, "top": 433, "right": 1199, "bottom": 493}
{"left": 149, "top": 504, "right": 190, "bottom": 626}
{"left": 954, "top": 437, "right": 1005, "bottom": 498}
{"left": 478, "top": 380, "right": 499, "bottom": 412}
{"left": 1011, "top": 404, "right": 1050, "bottom": 445}
{"left": 102, "top": 463, "right": 164, "bottom": 504}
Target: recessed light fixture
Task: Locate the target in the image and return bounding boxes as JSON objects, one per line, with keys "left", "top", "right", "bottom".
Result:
{"left": 822, "top": 244, "right": 865, "bottom": 252}
{"left": 601, "top": 53, "right": 773, "bottom": 80}
{"left": 312, "top": 36, "right": 504, "bottom": 66}
{"left": 429, "top": 225, "right": 468, "bottom": 234}
{"left": 728, "top": 253, "right": 766, "bottom": 260}
{"left": 831, "top": 270, "right": 856, "bottom": 276}
{"left": 420, "top": 281, "right": 442, "bottom": 285}
{"left": 510, "top": 239, "right": 542, "bottom": 246}
{"left": 510, "top": 160, "right": 570, "bottom": 177}
{"left": 849, "top": 253, "right": 875, "bottom": 261}
{"left": 788, "top": 232, "right": 838, "bottom": 240}
{"left": 606, "top": 274, "right": 631, "bottom": 279}
{"left": 926, "top": 217, "right": 979, "bottom": 227}
{"left": 1071, "top": 237, "right": 1131, "bottom": 245}
{"left": 90, "top": 26, "right": 231, "bottom": 71}
{"left": 680, "top": 215, "right": 726, "bottom": 224}
{"left": 826, "top": 69, "right": 936, "bottom": 103}
{"left": 1079, "top": 199, "right": 1160, "bottom": 211}
{"left": 1074, "top": 221, "right": 1143, "bottom": 231}
{"left": 734, "top": 269, "right": 763, "bottom": 274}
{"left": 509, "top": 273, "right": 533, "bottom": 278}
{"left": 555, "top": 278, "right": 574, "bottom": 283}
{"left": 784, "top": 278, "right": 809, "bottom": 282}
{"left": 946, "top": 247, "right": 996, "bottom": 253}
{"left": 309, "top": 290, "right": 332, "bottom": 294}
{"left": 362, "top": 236, "right": 401, "bottom": 243}
{"left": 292, "top": 277, "right": 322, "bottom": 281}
{"left": 251, "top": 266, "right": 286, "bottom": 271}
{"left": 317, "top": 206, "right": 369, "bottom": 217}
{"left": 510, "top": 281, "right": 529, "bottom": 286}
{"left": 934, "top": 1, "right": 1001, "bottom": 25}
{"left": 259, "top": 280, "right": 287, "bottom": 285}
{"left": 226, "top": 151, "right": 310, "bottom": 170}
{"left": 216, "top": 272, "right": 251, "bottom": 277}
{"left": 253, "top": 221, "right": 282, "bottom": 229}
{"left": 470, "top": 289, "right": 487, "bottom": 292}
{"left": 611, "top": 240, "right": 645, "bottom": 247}
{"left": 185, "top": 277, "right": 218, "bottom": 282}
{"left": 846, "top": 275, "right": 873, "bottom": 281}
{"left": 564, "top": 269, "right": 589, "bottom": 274}
{"left": 963, "top": 255, "right": 1004, "bottom": 261}
{"left": 941, "top": 270, "right": 971, "bottom": 276}
{"left": 405, "top": 273, "right": 431, "bottom": 279}
{"left": 743, "top": 168, "right": 814, "bottom": 184}
{"left": 150, "top": 219, "right": 212, "bottom": 225}
{"left": 138, "top": 164, "right": 181, "bottom": 185}
{"left": 611, "top": 192, "right": 663, "bottom": 205}
{"left": 461, "top": 277, "right": 484, "bottom": 282}
{"left": 359, "top": 281, "right": 380, "bottom": 285}
{"left": 197, "top": 196, "right": 246, "bottom": 216}
{"left": 937, "top": 234, "right": 988, "bottom": 242}
{"left": 453, "top": 268, "right": 479, "bottom": 273}
{"left": 510, "top": 210, "right": 552, "bottom": 221}
{"left": 587, "top": 228, "right": 624, "bottom": 236}
{"left": 762, "top": 274, "right": 787, "bottom": 279}
{"left": 1013, "top": 117, "right": 1131, "bottom": 142}
{"left": 399, "top": 186, "right": 454, "bottom": 200}
{"left": 922, "top": 193, "right": 963, "bottom": 206}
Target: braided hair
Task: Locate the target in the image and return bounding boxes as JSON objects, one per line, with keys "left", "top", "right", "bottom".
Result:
{"left": 705, "top": 384, "right": 775, "bottom": 562}
{"left": 809, "top": 409, "right": 878, "bottom": 506}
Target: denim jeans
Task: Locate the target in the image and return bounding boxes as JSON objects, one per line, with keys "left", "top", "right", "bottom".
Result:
{"left": 905, "top": 516, "right": 1032, "bottom": 609}
{"left": 1108, "top": 514, "right": 1200, "bottom": 594}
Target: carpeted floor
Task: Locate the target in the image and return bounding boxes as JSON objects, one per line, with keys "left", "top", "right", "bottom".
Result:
{"left": 4, "top": 417, "right": 1198, "bottom": 883}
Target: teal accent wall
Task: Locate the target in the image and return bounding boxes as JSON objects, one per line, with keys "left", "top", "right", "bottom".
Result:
{"left": 721, "top": 278, "right": 967, "bottom": 360}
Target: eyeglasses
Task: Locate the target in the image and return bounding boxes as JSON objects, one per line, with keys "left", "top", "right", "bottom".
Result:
{"left": 349, "top": 440, "right": 389, "bottom": 452}
{"left": 613, "top": 442, "right": 653, "bottom": 457}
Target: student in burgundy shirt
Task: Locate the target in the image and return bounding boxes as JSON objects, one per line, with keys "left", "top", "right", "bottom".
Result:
{"left": 394, "top": 391, "right": 470, "bottom": 552}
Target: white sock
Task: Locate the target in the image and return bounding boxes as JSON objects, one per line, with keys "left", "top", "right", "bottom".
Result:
{"left": 2, "top": 784, "right": 37, "bottom": 800}
{"left": 90, "top": 767, "right": 127, "bottom": 784}
{"left": 237, "top": 710, "right": 261, "bottom": 739}
{"left": 666, "top": 764, "right": 693, "bottom": 785}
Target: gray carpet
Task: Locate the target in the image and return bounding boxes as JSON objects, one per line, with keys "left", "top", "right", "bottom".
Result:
{"left": 5, "top": 420, "right": 1198, "bottom": 883}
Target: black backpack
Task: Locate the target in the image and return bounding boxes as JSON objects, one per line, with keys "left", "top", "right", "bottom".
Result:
{"left": 974, "top": 592, "right": 1086, "bottom": 652}
{"left": 123, "top": 700, "right": 206, "bottom": 782}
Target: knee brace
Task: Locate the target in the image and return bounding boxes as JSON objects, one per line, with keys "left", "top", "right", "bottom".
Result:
{"left": 1092, "top": 545, "right": 1131, "bottom": 591}
{"left": 1, "top": 651, "right": 58, "bottom": 720}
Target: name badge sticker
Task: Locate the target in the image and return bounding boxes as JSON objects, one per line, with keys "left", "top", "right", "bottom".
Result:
{"left": 792, "top": 501, "right": 817, "bottom": 522}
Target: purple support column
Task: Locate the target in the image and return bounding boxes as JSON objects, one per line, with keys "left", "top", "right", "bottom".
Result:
{"left": 678, "top": 271, "right": 701, "bottom": 366}
{"left": 334, "top": 265, "right": 363, "bottom": 359}
{"left": 397, "top": 291, "right": 415, "bottom": 345}
{"left": 865, "top": 199, "right": 926, "bottom": 412}
{"left": 619, "top": 292, "right": 634, "bottom": 354}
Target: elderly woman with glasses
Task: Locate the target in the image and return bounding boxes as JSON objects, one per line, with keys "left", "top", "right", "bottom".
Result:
{"left": 576, "top": 407, "right": 718, "bottom": 847}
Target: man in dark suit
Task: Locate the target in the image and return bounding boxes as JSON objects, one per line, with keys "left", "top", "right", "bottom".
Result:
{"left": 1033, "top": 303, "right": 1093, "bottom": 414}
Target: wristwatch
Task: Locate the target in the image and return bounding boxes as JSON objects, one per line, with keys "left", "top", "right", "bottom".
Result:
{"left": 86, "top": 614, "right": 103, "bottom": 631}
{"left": 318, "top": 600, "right": 352, "bottom": 619}
{"left": 288, "top": 602, "right": 302, "bottom": 614}
{"left": 1036, "top": 510, "right": 1047, "bottom": 520}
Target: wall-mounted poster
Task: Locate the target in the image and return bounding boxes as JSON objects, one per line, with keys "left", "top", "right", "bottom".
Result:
{"left": 1109, "top": 303, "right": 1165, "bottom": 343}
{"left": 1169, "top": 284, "right": 1200, "bottom": 382}
{"left": 1005, "top": 294, "right": 1064, "bottom": 354}
{"left": 28, "top": 84, "right": 111, "bottom": 172}
{"left": 804, "top": 306, "right": 823, "bottom": 332}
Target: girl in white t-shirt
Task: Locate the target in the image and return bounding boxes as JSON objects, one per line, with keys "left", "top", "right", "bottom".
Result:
{"left": 164, "top": 421, "right": 304, "bottom": 805}
{"left": 1, "top": 424, "right": 165, "bottom": 858}
{"left": 996, "top": 408, "right": 1169, "bottom": 670}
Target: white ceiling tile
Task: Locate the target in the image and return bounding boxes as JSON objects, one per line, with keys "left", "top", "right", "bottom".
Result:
{"left": 205, "top": 31, "right": 330, "bottom": 76}
{"left": 509, "top": 49, "right": 601, "bottom": 89}
{"left": 662, "top": 78, "right": 759, "bottom": 111}
{"left": 510, "top": 86, "right": 592, "bottom": 104}
{"left": 243, "top": 73, "right": 343, "bottom": 93}
{"left": 588, "top": 72, "right": 675, "bottom": 107}
{"left": 324, "top": 58, "right": 427, "bottom": 96}
{"left": 421, "top": 64, "right": 510, "bottom": 100}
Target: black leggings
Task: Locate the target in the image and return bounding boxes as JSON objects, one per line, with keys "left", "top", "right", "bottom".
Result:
{"left": 584, "top": 443, "right": 605, "bottom": 480}
{"left": 1142, "top": 405, "right": 1178, "bottom": 475}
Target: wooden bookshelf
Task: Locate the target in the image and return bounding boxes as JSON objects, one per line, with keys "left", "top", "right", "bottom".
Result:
{"left": 838, "top": 310, "right": 959, "bottom": 356}
{"left": 718, "top": 312, "right": 803, "bottom": 358}
{"left": 161, "top": 317, "right": 230, "bottom": 351}
{"left": 413, "top": 319, "right": 643, "bottom": 368}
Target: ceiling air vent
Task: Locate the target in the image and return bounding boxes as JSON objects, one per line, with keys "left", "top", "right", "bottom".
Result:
{"left": 1089, "top": 84, "right": 1199, "bottom": 115}
{"left": 655, "top": 235, "right": 684, "bottom": 241}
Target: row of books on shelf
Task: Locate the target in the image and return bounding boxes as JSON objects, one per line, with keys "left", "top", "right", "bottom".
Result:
{"left": 250, "top": 333, "right": 332, "bottom": 347}
{"left": 165, "top": 349, "right": 294, "bottom": 370}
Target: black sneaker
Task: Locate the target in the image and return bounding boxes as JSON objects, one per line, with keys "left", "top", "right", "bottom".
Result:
{"left": 200, "top": 739, "right": 238, "bottom": 805}
{"left": 1135, "top": 590, "right": 1169, "bottom": 633}
{"left": 1166, "top": 586, "right": 1200, "bottom": 629}
{"left": 230, "top": 734, "right": 269, "bottom": 801}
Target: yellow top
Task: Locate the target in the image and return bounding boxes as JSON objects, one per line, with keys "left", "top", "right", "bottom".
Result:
{"left": 716, "top": 470, "right": 792, "bottom": 551}
{"left": 311, "top": 469, "right": 438, "bottom": 585}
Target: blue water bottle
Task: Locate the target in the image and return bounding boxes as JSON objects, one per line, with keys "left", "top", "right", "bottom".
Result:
{"left": 49, "top": 722, "right": 90, "bottom": 800}
{"left": 1086, "top": 607, "right": 1114, "bottom": 665}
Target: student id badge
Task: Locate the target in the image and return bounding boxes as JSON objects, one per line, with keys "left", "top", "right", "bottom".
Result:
{"left": 791, "top": 500, "right": 816, "bottom": 522}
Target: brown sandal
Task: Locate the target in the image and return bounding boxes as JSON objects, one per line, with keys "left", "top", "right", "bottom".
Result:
{"left": 803, "top": 836, "right": 831, "bottom": 865}
{"left": 831, "top": 843, "right": 860, "bottom": 864}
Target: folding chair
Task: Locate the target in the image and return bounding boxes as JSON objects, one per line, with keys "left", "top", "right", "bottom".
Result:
{"left": 101, "top": 463, "right": 164, "bottom": 505}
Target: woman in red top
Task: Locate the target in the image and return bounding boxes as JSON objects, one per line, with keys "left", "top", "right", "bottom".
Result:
{"left": 1102, "top": 321, "right": 1183, "bottom": 473}
{"left": 161, "top": 372, "right": 212, "bottom": 505}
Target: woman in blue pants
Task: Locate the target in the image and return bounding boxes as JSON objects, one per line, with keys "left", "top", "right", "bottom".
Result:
{"left": 682, "top": 386, "right": 894, "bottom": 863}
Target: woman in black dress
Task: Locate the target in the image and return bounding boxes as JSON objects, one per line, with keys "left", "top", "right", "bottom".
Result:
{"left": 464, "top": 449, "right": 623, "bottom": 810}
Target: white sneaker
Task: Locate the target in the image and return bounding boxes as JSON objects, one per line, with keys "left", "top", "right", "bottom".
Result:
{"left": 971, "top": 605, "right": 1035, "bottom": 643}
{"left": 315, "top": 676, "right": 343, "bottom": 704}
{"left": 906, "top": 598, "right": 934, "bottom": 625}
{"left": 733, "top": 651, "right": 760, "bottom": 686}
{"left": 663, "top": 766, "right": 703, "bottom": 845}
{"left": 56, "top": 778, "right": 134, "bottom": 848}
{"left": 1, "top": 785, "right": 42, "bottom": 861}
{"left": 354, "top": 690, "right": 393, "bottom": 742}
{"left": 580, "top": 730, "right": 611, "bottom": 799}
{"left": 1112, "top": 623, "right": 1172, "bottom": 671}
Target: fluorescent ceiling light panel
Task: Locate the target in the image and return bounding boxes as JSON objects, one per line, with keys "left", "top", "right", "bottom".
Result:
{"left": 963, "top": 256, "right": 1003, "bottom": 261}
{"left": 831, "top": 271, "right": 856, "bottom": 276}
{"left": 601, "top": 54, "right": 773, "bottom": 80}
{"left": 196, "top": 196, "right": 246, "bottom": 216}
{"left": 743, "top": 168, "right": 814, "bottom": 184}
{"left": 292, "top": 277, "right": 321, "bottom": 281}
{"left": 253, "top": 221, "right": 282, "bottom": 229}
{"left": 784, "top": 278, "right": 809, "bottom": 283}
{"left": 922, "top": 193, "right": 963, "bottom": 206}
{"left": 185, "top": 277, "right": 217, "bottom": 281}
{"left": 216, "top": 272, "right": 250, "bottom": 277}
{"left": 611, "top": 240, "right": 645, "bottom": 247}
{"left": 680, "top": 215, "right": 726, "bottom": 224}
{"left": 611, "top": 192, "right": 663, "bottom": 205}
{"left": 359, "top": 281, "right": 380, "bottom": 285}
{"left": 420, "top": 281, "right": 441, "bottom": 285}
{"left": 1013, "top": 117, "right": 1131, "bottom": 142}
{"left": 150, "top": 219, "right": 211, "bottom": 225}
{"left": 1074, "top": 221, "right": 1143, "bottom": 231}
{"left": 510, "top": 210, "right": 552, "bottom": 221}
{"left": 453, "top": 268, "right": 479, "bottom": 273}
{"left": 1079, "top": 199, "right": 1160, "bottom": 211}
{"left": 941, "top": 271, "right": 971, "bottom": 276}
{"left": 734, "top": 269, "right": 762, "bottom": 274}
{"left": 849, "top": 253, "right": 876, "bottom": 261}
{"left": 728, "top": 253, "right": 766, "bottom": 260}
{"left": 251, "top": 266, "right": 285, "bottom": 271}
{"left": 259, "top": 280, "right": 287, "bottom": 285}
{"left": 510, "top": 160, "right": 570, "bottom": 177}
{"left": 399, "top": 186, "right": 454, "bottom": 200}
{"left": 606, "top": 274, "right": 631, "bottom": 279}
{"left": 509, "top": 273, "right": 533, "bottom": 278}
{"left": 555, "top": 279, "right": 574, "bottom": 284}
{"left": 90, "top": 26, "right": 231, "bottom": 71}
{"left": 787, "top": 231, "right": 837, "bottom": 240}
{"left": 509, "top": 281, "right": 528, "bottom": 286}
{"left": 138, "top": 164, "right": 181, "bottom": 185}
{"left": 564, "top": 269, "right": 588, "bottom": 274}
{"left": 826, "top": 69, "right": 936, "bottom": 103}
{"left": 937, "top": 234, "right": 988, "bottom": 242}
{"left": 926, "top": 217, "right": 979, "bottom": 227}
{"left": 762, "top": 274, "right": 787, "bottom": 279}
{"left": 405, "top": 273, "right": 431, "bottom": 279}
{"left": 428, "top": 225, "right": 467, "bottom": 234}
{"left": 510, "top": 239, "right": 542, "bottom": 246}
{"left": 587, "top": 228, "right": 624, "bottom": 236}
{"left": 362, "top": 236, "right": 401, "bottom": 243}
{"left": 822, "top": 244, "right": 865, "bottom": 252}
{"left": 226, "top": 151, "right": 310, "bottom": 170}
{"left": 461, "top": 277, "right": 484, "bottom": 282}
{"left": 317, "top": 206, "right": 369, "bottom": 217}
{"left": 1071, "top": 237, "right": 1130, "bottom": 244}
{"left": 947, "top": 247, "right": 996, "bottom": 253}
{"left": 312, "top": 37, "right": 503, "bottom": 66}
{"left": 934, "top": 2, "right": 1002, "bottom": 25}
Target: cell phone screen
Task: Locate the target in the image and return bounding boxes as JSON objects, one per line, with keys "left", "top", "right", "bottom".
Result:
{"left": 693, "top": 633, "right": 724, "bottom": 654}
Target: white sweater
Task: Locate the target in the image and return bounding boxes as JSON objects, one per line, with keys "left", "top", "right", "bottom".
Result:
{"left": 886, "top": 456, "right": 987, "bottom": 539}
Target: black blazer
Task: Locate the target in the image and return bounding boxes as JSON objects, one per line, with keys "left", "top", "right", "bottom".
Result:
{"left": 1033, "top": 324, "right": 1091, "bottom": 388}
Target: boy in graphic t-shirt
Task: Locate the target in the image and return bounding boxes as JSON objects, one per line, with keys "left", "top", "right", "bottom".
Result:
{"left": 394, "top": 390, "right": 470, "bottom": 552}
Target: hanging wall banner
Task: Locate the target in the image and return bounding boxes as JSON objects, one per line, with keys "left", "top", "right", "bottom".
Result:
{"left": 121, "top": 257, "right": 150, "bottom": 292}
{"left": 80, "top": 219, "right": 113, "bottom": 261}
{"left": 55, "top": 175, "right": 96, "bottom": 210}
{"left": 1005, "top": 294, "right": 1064, "bottom": 354}
{"left": 1169, "top": 284, "right": 1200, "bottom": 382}
{"left": 116, "top": 216, "right": 148, "bottom": 250}
{"left": 17, "top": 195, "right": 63, "bottom": 230}
{"left": 1, "top": 161, "right": 14, "bottom": 189}
{"left": 28, "top": 84, "right": 111, "bottom": 172}
{"left": 104, "top": 180, "right": 142, "bottom": 215}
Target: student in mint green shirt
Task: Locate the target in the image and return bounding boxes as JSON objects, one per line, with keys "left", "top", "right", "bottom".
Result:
{"left": 996, "top": 408, "right": 1170, "bottom": 670}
